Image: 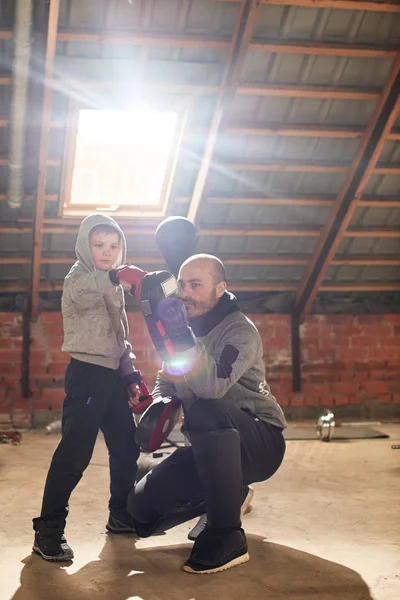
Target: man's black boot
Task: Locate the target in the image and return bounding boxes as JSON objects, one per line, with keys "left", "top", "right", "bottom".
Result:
{"left": 188, "top": 485, "right": 254, "bottom": 541}
{"left": 183, "top": 429, "right": 249, "bottom": 574}
{"left": 33, "top": 521, "right": 74, "bottom": 562}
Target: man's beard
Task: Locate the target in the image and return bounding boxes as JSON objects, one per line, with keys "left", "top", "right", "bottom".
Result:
{"left": 184, "top": 290, "right": 218, "bottom": 320}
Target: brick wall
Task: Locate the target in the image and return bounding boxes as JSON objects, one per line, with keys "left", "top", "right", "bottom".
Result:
{"left": 1, "top": 312, "right": 399, "bottom": 427}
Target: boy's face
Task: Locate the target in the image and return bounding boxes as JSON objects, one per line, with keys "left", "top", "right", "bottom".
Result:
{"left": 89, "top": 230, "right": 120, "bottom": 270}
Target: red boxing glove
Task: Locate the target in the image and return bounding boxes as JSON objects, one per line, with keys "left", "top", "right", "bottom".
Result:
{"left": 110, "top": 265, "right": 148, "bottom": 299}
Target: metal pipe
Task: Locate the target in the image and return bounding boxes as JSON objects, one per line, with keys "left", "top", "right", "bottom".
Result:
{"left": 7, "top": 0, "right": 33, "bottom": 209}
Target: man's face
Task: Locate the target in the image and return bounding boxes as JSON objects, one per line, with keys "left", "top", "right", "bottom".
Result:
{"left": 178, "top": 261, "right": 223, "bottom": 319}
{"left": 89, "top": 231, "right": 120, "bottom": 271}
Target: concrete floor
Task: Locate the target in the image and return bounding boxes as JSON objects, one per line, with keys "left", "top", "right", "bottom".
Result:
{"left": 0, "top": 425, "right": 399, "bottom": 600}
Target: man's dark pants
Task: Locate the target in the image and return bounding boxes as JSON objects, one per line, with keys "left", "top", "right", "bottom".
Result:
{"left": 128, "top": 398, "right": 285, "bottom": 534}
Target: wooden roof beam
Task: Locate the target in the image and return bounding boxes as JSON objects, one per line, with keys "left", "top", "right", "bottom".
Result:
{"left": 3, "top": 281, "right": 400, "bottom": 295}
{"left": 295, "top": 54, "right": 400, "bottom": 320}
{"left": 2, "top": 254, "right": 400, "bottom": 267}
{"left": 187, "top": 0, "right": 261, "bottom": 223}
{"left": 1, "top": 224, "right": 398, "bottom": 237}
{"left": 217, "top": 0, "right": 400, "bottom": 13}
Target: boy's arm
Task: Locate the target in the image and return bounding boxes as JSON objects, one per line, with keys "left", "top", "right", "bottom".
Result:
{"left": 64, "top": 269, "right": 117, "bottom": 309}
{"left": 119, "top": 310, "right": 135, "bottom": 377}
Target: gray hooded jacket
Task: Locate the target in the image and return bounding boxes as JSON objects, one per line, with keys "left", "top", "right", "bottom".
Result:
{"left": 61, "top": 213, "right": 135, "bottom": 377}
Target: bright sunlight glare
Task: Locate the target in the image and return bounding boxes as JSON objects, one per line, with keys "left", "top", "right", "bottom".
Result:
{"left": 70, "top": 109, "right": 178, "bottom": 207}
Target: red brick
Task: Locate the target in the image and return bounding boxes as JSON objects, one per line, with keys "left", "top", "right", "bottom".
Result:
{"left": 2, "top": 376, "right": 19, "bottom": 387}
{"left": 33, "top": 398, "right": 52, "bottom": 410}
{"left": 333, "top": 396, "right": 348, "bottom": 406}
{"left": 361, "top": 381, "right": 389, "bottom": 395}
{"left": 30, "top": 365, "right": 49, "bottom": 377}
{"left": 388, "top": 380, "right": 400, "bottom": 394}
{"left": 42, "top": 387, "right": 65, "bottom": 403}
{"left": 340, "top": 372, "right": 356, "bottom": 381}
{"left": 44, "top": 324, "right": 64, "bottom": 337}
{"left": 368, "top": 348, "right": 397, "bottom": 360}
{"left": 290, "top": 394, "right": 305, "bottom": 407}
{"left": 47, "top": 337, "right": 63, "bottom": 350}
{"left": 35, "top": 375, "right": 58, "bottom": 387}
{"left": 277, "top": 395, "right": 289, "bottom": 407}
{"left": 41, "top": 312, "right": 63, "bottom": 323}
{"left": 0, "top": 313, "right": 17, "bottom": 325}
{"left": 383, "top": 315, "right": 400, "bottom": 324}
{"left": 305, "top": 396, "right": 320, "bottom": 406}
{"left": 362, "top": 326, "right": 393, "bottom": 337}
{"left": 303, "top": 383, "right": 331, "bottom": 397}
{"left": 48, "top": 363, "right": 67, "bottom": 375}
{"left": 0, "top": 363, "right": 20, "bottom": 374}
{"left": 386, "top": 360, "right": 400, "bottom": 370}
{"left": 331, "top": 381, "right": 360, "bottom": 395}
{"left": 334, "top": 326, "right": 361, "bottom": 336}
{"left": 326, "top": 315, "right": 355, "bottom": 325}
{"left": 50, "top": 351, "right": 69, "bottom": 363}
{"left": 30, "top": 349, "right": 48, "bottom": 363}
{"left": 356, "top": 315, "right": 384, "bottom": 325}
{"left": 379, "top": 394, "right": 392, "bottom": 403}
{"left": 351, "top": 336, "right": 379, "bottom": 347}
{"left": 0, "top": 350, "right": 21, "bottom": 363}
{"left": 337, "top": 348, "right": 367, "bottom": 362}
{"left": 0, "top": 338, "right": 12, "bottom": 349}
{"left": 392, "top": 394, "right": 400, "bottom": 403}
{"left": 347, "top": 394, "right": 363, "bottom": 405}
{"left": 369, "top": 370, "right": 386, "bottom": 380}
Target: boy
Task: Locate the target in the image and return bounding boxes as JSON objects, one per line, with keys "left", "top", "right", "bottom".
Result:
{"left": 33, "top": 213, "right": 142, "bottom": 562}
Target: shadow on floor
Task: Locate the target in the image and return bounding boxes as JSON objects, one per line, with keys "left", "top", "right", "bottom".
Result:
{"left": 12, "top": 534, "right": 373, "bottom": 600}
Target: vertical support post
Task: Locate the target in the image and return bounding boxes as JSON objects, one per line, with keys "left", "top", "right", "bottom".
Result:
{"left": 291, "top": 312, "right": 301, "bottom": 393}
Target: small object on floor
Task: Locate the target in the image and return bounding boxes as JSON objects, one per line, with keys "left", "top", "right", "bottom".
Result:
{"left": 188, "top": 485, "right": 254, "bottom": 541}
{"left": 0, "top": 430, "right": 22, "bottom": 444}
{"left": 316, "top": 409, "right": 335, "bottom": 442}
{"left": 392, "top": 445, "right": 400, "bottom": 450}
{"left": 33, "top": 521, "right": 74, "bottom": 562}
{"left": 45, "top": 420, "right": 62, "bottom": 434}
{"left": 106, "top": 509, "right": 137, "bottom": 534}
{"left": 183, "top": 526, "right": 249, "bottom": 574}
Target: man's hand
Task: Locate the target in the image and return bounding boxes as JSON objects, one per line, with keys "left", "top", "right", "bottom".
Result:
{"left": 127, "top": 383, "right": 141, "bottom": 408}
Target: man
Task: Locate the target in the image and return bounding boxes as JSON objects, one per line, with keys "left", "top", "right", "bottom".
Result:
{"left": 127, "top": 254, "right": 286, "bottom": 574}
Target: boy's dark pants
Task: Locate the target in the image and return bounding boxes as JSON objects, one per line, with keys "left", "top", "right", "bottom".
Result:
{"left": 33, "top": 358, "right": 140, "bottom": 531}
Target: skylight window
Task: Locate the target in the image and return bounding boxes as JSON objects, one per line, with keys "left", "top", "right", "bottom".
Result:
{"left": 61, "top": 107, "right": 181, "bottom": 218}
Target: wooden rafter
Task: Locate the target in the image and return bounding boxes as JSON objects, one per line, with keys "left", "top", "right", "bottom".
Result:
{"left": 2, "top": 224, "right": 398, "bottom": 238}
{"left": 1, "top": 194, "right": 398, "bottom": 209}
{"left": 295, "top": 54, "right": 400, "bottom": 320}
{"left": 1, "top": 253, "right": 399, "bottom": 267}
{"left": 1, "top": 281, "right": 399, "bottom": 295}
{"left": 0, "top": 77, "right": 384, "bottom": 101}
{"left": 217, "top": 0, "right": 400, "bottom": 12}
{"left": 187, "top": 0, "right": 261, "bottom": 223}
{"left": 30, "top": 0, "right": 61, "bottom": 321}
{"left": 0, "top": 26, "right": 390, "bottom": 57}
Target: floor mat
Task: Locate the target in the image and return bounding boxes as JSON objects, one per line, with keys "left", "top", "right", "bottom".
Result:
{"left": 284, "top": 426, "right": 389, "bottom": 440}
{"left": 162, "top": 425, "right": 389, "bottom": 448}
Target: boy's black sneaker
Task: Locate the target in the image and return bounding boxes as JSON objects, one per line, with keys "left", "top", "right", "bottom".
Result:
{"left": 106, "top": 508, "right": 137, "bottom": 534}
{"left": 33, "top": 521, "right": 74, "bottom": 562}
{"left": 183, "top": 526, "right": 249, "bottom": 574}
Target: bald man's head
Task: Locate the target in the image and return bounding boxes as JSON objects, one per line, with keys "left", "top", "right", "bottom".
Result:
{"left": 178, "top": 254, "right": 227, "bottom": 318}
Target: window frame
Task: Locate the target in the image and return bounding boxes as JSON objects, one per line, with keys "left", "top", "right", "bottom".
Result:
{"left": 59, "top": 100, "right": 188, "bottom": 219}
